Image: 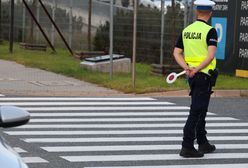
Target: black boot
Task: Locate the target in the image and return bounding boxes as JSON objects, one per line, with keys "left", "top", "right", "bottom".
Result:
{"left": 179, "top": 147, "right": 204, "bottom": 158}
{"left": 198, "top": 142, "right": 216, "bottom": 153}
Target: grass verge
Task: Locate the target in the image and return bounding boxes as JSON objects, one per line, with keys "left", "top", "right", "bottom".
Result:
{"left": 1, "top": 43, "right": 248, "bottom": 93}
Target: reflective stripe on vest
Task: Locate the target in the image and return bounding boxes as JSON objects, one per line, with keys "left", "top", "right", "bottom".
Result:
{"left": 183, "top": 21, "right": 216, "bottom": 75}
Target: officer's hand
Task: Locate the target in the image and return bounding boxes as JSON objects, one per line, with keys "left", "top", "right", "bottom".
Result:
{"left": 189, "top": 68, "right": 198, "bottom": 78}
{"left": 185, "top": 68, "right": 191, "bottom": 76}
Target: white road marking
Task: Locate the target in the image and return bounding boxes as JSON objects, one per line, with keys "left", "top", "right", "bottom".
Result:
{"left": 0, "top": 97, "right": 156, "bottom": 101}
{"left": 6, "top": 129, "right": 248, "bottom": 135}
{"left": 28, "top": 117, "right": 237, "bottom": 123}
{"left": 23, "top": 106, "right": 190, "bottom": 111}
{"left": 14, "top": 147, "right": 27, "bottom": 153}
{"left": 23, "top": 136, "right": 248, "bottom": 143}
{"left": 22, "top": 157, "right": 48, "bottom": 163}
{"left": 17, "top": 122, "right": 248, "bottom": 129}
{"left": 0, "top": 101, "right": 174, "bottom": 106}
{"left": 41, "top": 144, "right": 248, "bottom": 152}
{"left": 61, "top": 153, "right": 248, "bottom": 162}
{"left": 29, "top": 112, "right": 216, "bottom": 117}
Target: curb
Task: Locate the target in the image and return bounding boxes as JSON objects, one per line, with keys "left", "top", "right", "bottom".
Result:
{"left": 139, "top": 90, "right": 248, "bottom": 98}
{"left": 214, "top": 90, "right": 248, "bottom": 97}
{"left": 0, "top": 89, "right": 247, "bottom": 97}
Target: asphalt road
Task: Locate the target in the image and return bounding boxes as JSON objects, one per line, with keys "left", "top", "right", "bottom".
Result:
{"left": 1, "top": 96, "right": 248, "bottom": 168}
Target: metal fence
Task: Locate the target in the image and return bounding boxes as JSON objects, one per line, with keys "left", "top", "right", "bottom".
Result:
{"left": 1, "top": 0, "right": 193, "bottom": 65}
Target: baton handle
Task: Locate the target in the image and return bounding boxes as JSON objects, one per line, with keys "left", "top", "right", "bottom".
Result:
{"left": 177, "top": 70, "right": 186, "bottom": 77}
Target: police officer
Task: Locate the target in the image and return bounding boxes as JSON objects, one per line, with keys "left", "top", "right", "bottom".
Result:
{"left": 173, "top": 0, "right": 218, "bottom": 158}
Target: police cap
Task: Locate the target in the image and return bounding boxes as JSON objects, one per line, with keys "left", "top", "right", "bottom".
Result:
{"left": 194, "top": 0, "right": 216, "bottom": 10}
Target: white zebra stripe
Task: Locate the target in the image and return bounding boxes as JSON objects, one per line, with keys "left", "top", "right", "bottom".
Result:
{"left": 13, "top": 147, "right": 27, "bottom": 153}
{"left": 61, "top": 153, "right": 248, "bottom": 162}
{"left": 0, "top": 97, "right": 155, "bottom": 101}
{"left": 6, "top": 129, "right": 248, "bottom": 135}
{"left": 28, "top": 117, "right": 237, "bottom": 123}
{"left": 23, "top": 106, "right": 190, "bottom": 111}
{"left": 17, "top": 122, "right": 248, "bottom": 129}
{"left": 0, "top": 101, "right": 174, "bottom": 106}
{"left": 23, "top": 136, "right": 248, "bottom": 143}
{"left": 29, "top": 112, "right": 216, "bottom": 117}
{"left": 41, "top": 144, "right": 248, "bottom": 152}
{"left": 22, "top": 157, "right": 48, "bottom": 163}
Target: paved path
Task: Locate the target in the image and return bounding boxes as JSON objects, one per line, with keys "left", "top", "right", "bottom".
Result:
{"left": 0, "top": 60, "right": 123, "bottom": 96}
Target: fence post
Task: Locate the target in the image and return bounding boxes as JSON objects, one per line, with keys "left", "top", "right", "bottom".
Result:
{"left": 51, "top": 0, "right": 56, "bottom": 46}
{"left": 184, "top": 0, "right": 188, "bottom": 27}
{"left": 36, "top": 2, "right": 40, "bottom": 43}
{"left": 22, "top": 3, "right": 26, "bottom": 42}
{"left": 9, "top": 0, "right": 14, "bottom": 53}
{"left": 88, "top": 0, "right": 92, "bottom": 51}
{"left": 69, "top": 0, "right": 73, "bottom": 48}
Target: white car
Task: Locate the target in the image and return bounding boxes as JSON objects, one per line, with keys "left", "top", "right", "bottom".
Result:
{"left": 0, "top": 106, "right": 30, "bottom": 168}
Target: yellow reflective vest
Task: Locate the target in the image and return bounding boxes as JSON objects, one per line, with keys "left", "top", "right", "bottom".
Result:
{"left": 182, "top": 21, "right": 216, "bottom": 75}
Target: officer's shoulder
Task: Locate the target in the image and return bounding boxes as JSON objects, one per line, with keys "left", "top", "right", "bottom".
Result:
{"left": 209, "top": 27, "right": 217, "bottom": 34}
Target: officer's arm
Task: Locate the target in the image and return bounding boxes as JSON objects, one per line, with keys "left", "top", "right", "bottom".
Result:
{"left": 173, "top": 47, "right": 190, "bottom": 71}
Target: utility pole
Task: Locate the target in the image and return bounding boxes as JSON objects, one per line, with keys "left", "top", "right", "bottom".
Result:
{"left": 88, "top": 0, "right": 92, "bottom": 51}
{"left": 132, "top": 0, "right": 137, "bottom": 88}
{"left": 171, "top": 0, "right": 176, "bottom": 50}
{"left": 109, "top": 0, "right": 114, "bottom": 79}
{"left": 9, "top": 0, "right": 14, "bottom": 53}
{"left": 160, "top": 0, "right": 165, "bottom": 65}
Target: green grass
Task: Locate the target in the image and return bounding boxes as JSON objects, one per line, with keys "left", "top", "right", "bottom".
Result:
{"left": 1, "top": 42, "right": 248, "bottom": 93}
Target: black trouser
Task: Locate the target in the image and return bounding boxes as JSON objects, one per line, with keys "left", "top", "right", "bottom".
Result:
{"left": 182, "top": 72, "right": 212, "bottom": 149}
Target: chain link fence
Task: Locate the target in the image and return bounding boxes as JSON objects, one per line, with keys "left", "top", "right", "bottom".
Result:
{"left": 1, "top": 0, "right": 194, "bottom": 69}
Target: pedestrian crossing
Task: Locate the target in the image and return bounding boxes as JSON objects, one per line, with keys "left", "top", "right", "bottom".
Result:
{"left": 2, "top": 97, "right": 248, "bottom": 168}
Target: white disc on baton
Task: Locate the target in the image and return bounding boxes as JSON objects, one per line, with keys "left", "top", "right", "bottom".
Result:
{"left": 166, "top": 73, "right": 177, "bottom": 84}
